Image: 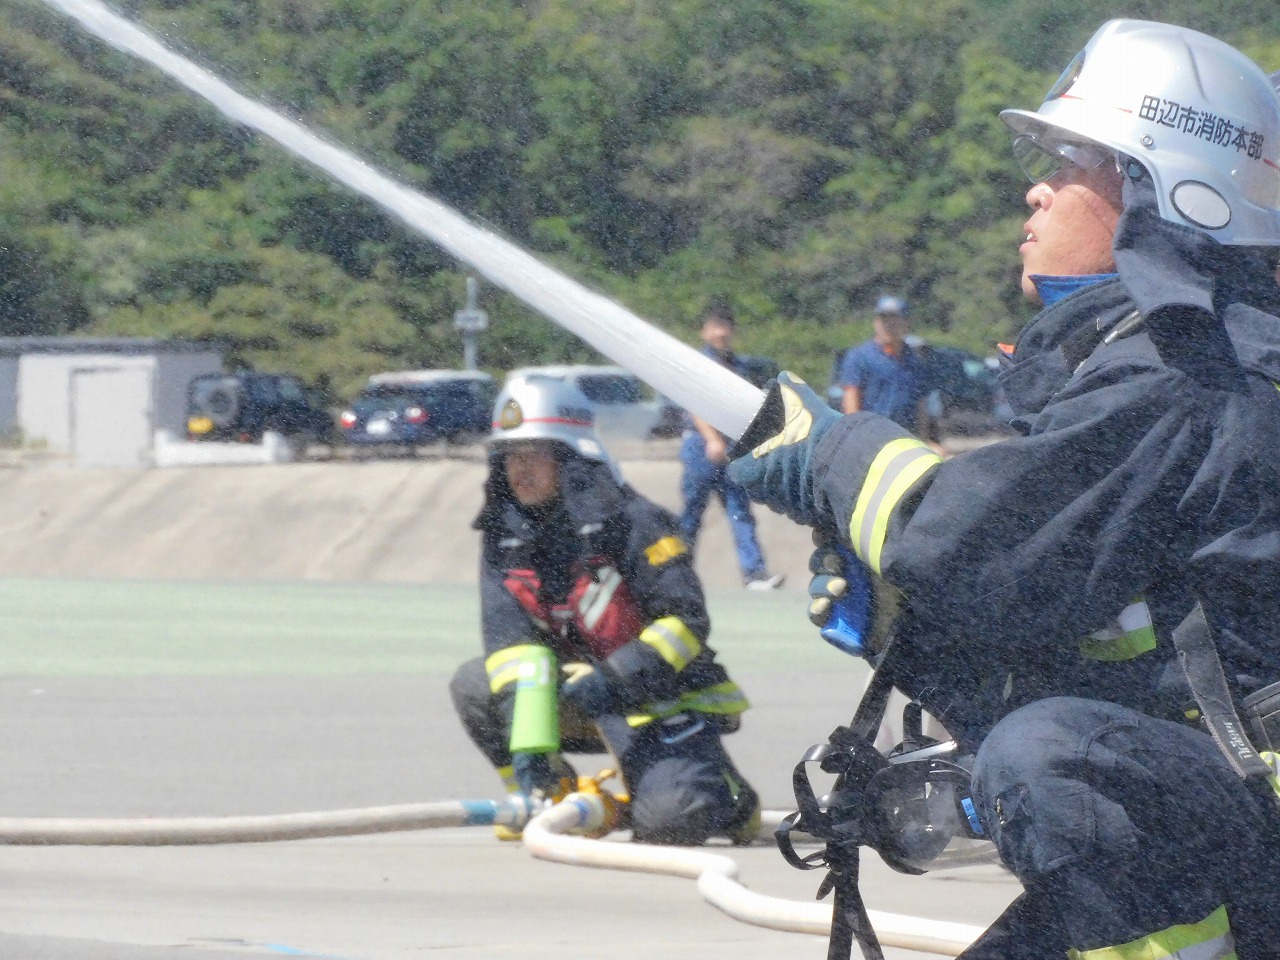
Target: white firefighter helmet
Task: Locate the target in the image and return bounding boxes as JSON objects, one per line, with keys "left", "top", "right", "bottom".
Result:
{"left": 1001, "top": 20, "right": 1280, "bottom": 245}
{"left": 489, "top": 373, "right": 609, "bottom": 461}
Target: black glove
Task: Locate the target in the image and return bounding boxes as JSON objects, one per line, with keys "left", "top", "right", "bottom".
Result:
{"left": 807, "top": 532, "right": 850, "bottom": 630}
{"left": 511, "top": 751, "right": 561, "bottom": 797}
{"left": 807, "top": 529, "right": 898, "bottom": 659}
{"left": 727, "top": 372, "right": 840, "bottom": 527}
{"left": 560, "top": 662, "right": 616, "bottom": 719}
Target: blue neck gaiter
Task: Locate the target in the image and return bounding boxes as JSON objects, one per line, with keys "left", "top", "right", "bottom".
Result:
{"left": 1030, "top": 273, "right": 1119, "bottom": 308}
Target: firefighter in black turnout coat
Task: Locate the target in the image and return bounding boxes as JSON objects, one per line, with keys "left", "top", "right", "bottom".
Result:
{"left": 450, "top": 373, "right": 759, "bottom": 845}
{"left": 729, "top": 21, "right": 1280, "bottom": 959}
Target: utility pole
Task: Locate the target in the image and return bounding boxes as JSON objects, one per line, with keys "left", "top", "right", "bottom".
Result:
{"left": 453, "top": 276, "right": 489, "bottom": 371}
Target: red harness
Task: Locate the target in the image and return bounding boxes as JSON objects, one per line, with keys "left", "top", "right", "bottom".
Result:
{"left": 503, "top": 558, "right": 643, "bottom": 660}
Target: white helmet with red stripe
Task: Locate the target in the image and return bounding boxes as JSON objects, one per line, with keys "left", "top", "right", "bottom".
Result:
{"left": 1001, "top": 20, "right": 1280, "bottom": 245}
{"left": 489, "top": 372, "right": 608, "bottom": 461}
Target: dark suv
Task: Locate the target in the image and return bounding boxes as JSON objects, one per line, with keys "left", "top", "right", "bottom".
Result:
{"left": 339, "top": 371, "right": 496, "bottom": 451}
{"left": 186, "top": 371, "right": 335, "bottom": 447}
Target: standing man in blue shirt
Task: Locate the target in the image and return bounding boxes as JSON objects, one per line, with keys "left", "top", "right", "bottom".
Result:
{"left": 679, "top": 299, "right": 784, "bottom": 591}
{"left": 838, "top": 295, "right": 930, "bottom": 434}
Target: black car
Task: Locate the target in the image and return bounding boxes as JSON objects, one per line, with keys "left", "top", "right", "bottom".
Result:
{"left": 339, "top": 371, "right": 496, "bottom": 450}
{"left": 186, "top": 371, "right": 335, "bottom": 447}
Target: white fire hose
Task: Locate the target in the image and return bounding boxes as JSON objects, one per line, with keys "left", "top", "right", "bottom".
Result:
{"left": 0, "top": 798, "right": 531, "bottom": 845}
{"left": 523, "top": 791, "right": 983, "bottom": 956}
{"left": 0, "top": 790, "right": 982, "bottom": 955}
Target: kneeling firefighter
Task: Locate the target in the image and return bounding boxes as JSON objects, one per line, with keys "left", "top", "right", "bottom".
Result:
{"left": 450, "top": 373, "right": 760, "bottom": 845}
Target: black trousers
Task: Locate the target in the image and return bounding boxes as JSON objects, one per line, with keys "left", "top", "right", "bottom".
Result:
{"left": 961, "top": 696, "right": 1280, "bottom": 959}
{"left": 449, "top": 656, "right": 751, "bottom": 845}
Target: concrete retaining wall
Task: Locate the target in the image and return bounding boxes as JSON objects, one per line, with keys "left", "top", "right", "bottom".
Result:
{"left": 0, "top": 455, "right": 814, "bottom": 589}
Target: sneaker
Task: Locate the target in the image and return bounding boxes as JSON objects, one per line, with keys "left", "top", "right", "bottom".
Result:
{"left": 722, "top": 774, "right": 762, "bottom": 846}
{"left": 744, "top": 572, "right": 786, "bottom": 591}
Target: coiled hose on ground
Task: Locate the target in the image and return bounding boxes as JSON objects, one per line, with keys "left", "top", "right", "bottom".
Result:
{"left": 0, "top": 787, "right": 983, "bottom": 955}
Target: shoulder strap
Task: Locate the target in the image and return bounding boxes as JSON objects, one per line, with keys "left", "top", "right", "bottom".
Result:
{"left": 1172, "top": 605, "right": 1280, "bottom": 808}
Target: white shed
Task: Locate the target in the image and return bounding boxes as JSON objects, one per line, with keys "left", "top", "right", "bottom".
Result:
{"left": 0, "top": 337, "right": 222, "bottom": 468}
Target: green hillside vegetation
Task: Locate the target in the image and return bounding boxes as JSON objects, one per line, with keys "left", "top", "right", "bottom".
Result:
{"left": 2, "top": 0, "right": 1278, "bottom": 396}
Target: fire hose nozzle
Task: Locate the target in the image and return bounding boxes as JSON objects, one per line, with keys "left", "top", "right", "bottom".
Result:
{"left": 559, "top": 768, "right": 628, "bottom": 838}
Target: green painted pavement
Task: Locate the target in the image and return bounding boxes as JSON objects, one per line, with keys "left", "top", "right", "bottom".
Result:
{"left": 0, "top": 578, "right": 860, "bottom": 676}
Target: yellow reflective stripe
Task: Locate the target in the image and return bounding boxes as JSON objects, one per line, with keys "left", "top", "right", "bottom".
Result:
{"left": 1263, "top": 752, "right": 1280, "bottom": 802}
{"left": 626, "top": 681, "right": 750, "bottom": 726}
{"left": 486, "top": 645, "right": 534, "bottom": 694}
{"left": 1080, "top": 599, "right": 1158, "bottom": 662}
{"left": 677, "top": 681, "right": 749, "bottom": 714}
{"left": 644, "top": 535, "right": 688, "bottom": 566}
{"left": 638, "top": 616, "right": 701, "bottom": 671}
{"left": 849, "top": 438, "right": 941, "bottom": 575}
{"left": 1067, "top": 904, "right": 1235, "bottom": 960}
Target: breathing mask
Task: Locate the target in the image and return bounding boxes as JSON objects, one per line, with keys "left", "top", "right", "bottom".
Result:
{"left": 777, "top": 701, "right": 996, "bottom": 878}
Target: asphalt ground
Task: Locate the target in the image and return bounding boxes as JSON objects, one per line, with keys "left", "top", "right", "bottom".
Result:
{"left": 0, "top": 578, "right": 1021, "bottom": 959}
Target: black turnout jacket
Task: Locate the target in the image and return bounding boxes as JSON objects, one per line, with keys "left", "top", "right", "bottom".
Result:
{"left": 474, "top": 452, "right": 744, "bottom": 721}
{"left": 812, "top": 182, "right": 1280, "bottom": 747}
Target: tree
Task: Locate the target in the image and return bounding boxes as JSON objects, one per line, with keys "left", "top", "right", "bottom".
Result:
{"left": 4, "top": 0, "right": 1276, "bottom": 387}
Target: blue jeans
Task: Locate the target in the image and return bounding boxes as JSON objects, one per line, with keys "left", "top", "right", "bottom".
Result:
{"left": 679, "top": 433, "right": 767, "bottom": 580}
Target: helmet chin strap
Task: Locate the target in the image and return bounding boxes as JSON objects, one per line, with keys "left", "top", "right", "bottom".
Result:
{"left": 1118, "top": 153, "right": 1151, "bottom": 206}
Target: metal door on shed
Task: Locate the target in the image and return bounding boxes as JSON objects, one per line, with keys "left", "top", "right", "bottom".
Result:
{"left": 71, "top": 366, "right": 153, "bottom": 468}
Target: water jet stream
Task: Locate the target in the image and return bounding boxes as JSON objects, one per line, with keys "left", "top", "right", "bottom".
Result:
{"left": 37, "top": 0, "right": 766, "bottom": 438}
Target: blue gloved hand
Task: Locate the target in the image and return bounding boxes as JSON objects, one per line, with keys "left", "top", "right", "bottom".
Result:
{"left": 727, "top": 372, "right": 840, "bottom": 527}
{"left": 807, "top": 531, "right": 875, "bottom": 658}
{"left": 807, "top": 534, "right": 850, "bottom": 629}
{"left": 560, "top": 662, "right": 616, "bottom": 719}
{"left": 511, "top": 751, "right": 560, "bottom": 796}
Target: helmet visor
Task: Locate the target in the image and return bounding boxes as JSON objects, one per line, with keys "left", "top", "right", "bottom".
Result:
{"left": 1011, "top": 134, "right": 1115, "bottom": 184}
